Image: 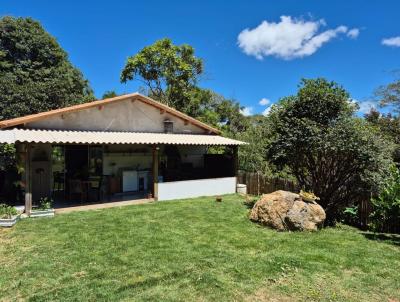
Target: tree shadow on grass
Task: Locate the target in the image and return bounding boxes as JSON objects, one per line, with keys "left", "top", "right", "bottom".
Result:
{"left": 361, "top": 232, "right": 400, "bottom": 246}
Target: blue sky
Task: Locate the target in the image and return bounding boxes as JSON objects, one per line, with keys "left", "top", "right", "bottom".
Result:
{"left": 1, "top": 0, "right": 400, "bottom": 115}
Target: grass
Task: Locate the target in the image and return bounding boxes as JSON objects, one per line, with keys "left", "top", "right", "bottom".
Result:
{"left": 0, "top": 194, "right": 399, "bottom": 301}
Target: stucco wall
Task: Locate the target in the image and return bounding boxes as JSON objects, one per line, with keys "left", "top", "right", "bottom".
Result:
{"left": 158, "top": 177, "right": 237, "bottom": 201}
{"left": 27, "top": 100, "right": 206, "bottom": 134}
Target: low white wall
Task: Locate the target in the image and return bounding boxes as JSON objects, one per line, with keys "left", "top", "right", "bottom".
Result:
{"left": 157, "top": 177, "right": 236, "bottom": 201}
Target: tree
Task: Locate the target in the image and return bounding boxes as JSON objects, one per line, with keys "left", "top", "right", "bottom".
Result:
{"left": 365, "top": 109, "right": 400, "bottom": 164}
{"left": 190, "top": 89, "right": 250, "bottom": 133}
{"left": 375, "top": 76, "right": 400, "bottom": 111}
{"left": 267, "top": 78, "right": 394, "bottom": 224}
{"left": 120, "top": 38, "right": 203, "bottom": 114}
{"left": 234, "top": 115, "right": 270, "bottom": 174}
{"left": 370, "top": 166, "right": 400, "bottom": 233}
{"left": 102, "top": 90, "right": 119, "bottom": 99}
{"left": 0, "top": 17, "right": 94, "bottom": 121}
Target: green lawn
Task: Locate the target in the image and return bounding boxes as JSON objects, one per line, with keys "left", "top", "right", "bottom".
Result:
{"left": 0, "top": 195, "right": 399, "bottom": 302}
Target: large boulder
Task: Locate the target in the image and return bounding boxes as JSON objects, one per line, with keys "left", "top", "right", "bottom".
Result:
{"left": 250, "top": 190, "right": 326, "bottom": 231}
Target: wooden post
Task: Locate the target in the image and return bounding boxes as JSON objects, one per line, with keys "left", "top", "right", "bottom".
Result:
{"left": 152, "top": 145, "right": 159, "bottom": 201}
{"left": 24, "top": 143, "right": 32, "bottom": 215}
{"left": 232, "top": 145, "right": 238, "bottom": 192}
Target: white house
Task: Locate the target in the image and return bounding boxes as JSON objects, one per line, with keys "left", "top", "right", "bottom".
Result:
{"left": 0, "top": 93, "right": 245, "bottom": 214}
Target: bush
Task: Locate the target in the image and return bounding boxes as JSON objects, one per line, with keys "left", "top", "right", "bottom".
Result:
{"left": 342, "top": 205, "right": 359, "bottom": 227}
{"left": 370, "top": 166, "right": 400, "bottom": 233}
{"left": 36, "top": 197, "right": 53, "bottom": 211}
{"left": 0, "top": 204, "right": 17, "bottom": 219}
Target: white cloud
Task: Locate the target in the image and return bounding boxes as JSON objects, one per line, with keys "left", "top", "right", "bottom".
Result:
{"left": 357, "top": 100, "right": 377, "bottom": 114}
{"left": 259, "top": 98, "right": 270, "bottom": 106}
{"left": 262, "top": 106, "right": 272, "bottom": 116}
{"left": 347, "top": 28, "right": 360, "bottom": 39}
{"left": 237, "top": 16, "right": 358, "bottom": 60}
{"left": 240, "top": 106, "right": 253, "bottom": 116}
{"left": 382, "top": 36, "right": 400, "bottom": 47}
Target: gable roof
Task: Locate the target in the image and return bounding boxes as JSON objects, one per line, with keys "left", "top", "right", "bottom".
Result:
{"left": 0, "top": 93, "right": 220, "bottom": 134}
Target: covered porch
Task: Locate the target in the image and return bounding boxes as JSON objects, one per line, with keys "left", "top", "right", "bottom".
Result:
{"left": 5, "top": 129, "right": 243, "bottom": 214}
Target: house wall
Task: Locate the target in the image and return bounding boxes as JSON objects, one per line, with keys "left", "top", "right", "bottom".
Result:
{"left": 26, "top": 100, "right": 206, "bottom": 134}
{"left": 157, "top": 177, "right": 237, "bottom": 201}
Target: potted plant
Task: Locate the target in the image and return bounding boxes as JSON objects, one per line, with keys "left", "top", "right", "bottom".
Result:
{"left": 0, "top": 204, "right": 20, "bottom": 227}
{"left": 30, "top": 197, "right": 55, "bottom": 218}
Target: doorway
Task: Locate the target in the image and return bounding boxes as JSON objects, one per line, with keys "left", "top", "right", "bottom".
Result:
{"left": 65, "top": 145, "right": 89, "bottom": 182}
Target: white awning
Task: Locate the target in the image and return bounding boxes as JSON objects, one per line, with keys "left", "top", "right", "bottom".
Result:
{"left": 0, "top": 129, "right": 246, "bottom": 146}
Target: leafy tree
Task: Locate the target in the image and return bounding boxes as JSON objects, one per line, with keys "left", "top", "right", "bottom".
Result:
{"left": 234, "top": 115, "right": 270, "bottom": 174}
{"left": 375, "top": 76, "right": 400, "bottom": 111}
{"left": 192, "top": 89, "right": 250, "bottom": 133}
{"left": 0, "top": 16, "right": 94, "bottom": 121}
{"left": 365, "top": 109, "right": 400, "bottom": 163}
{"left": 102, "top": 90, "right": 119, "bottom": 99}
{"left": 267, "top": 78, "right": 394, "bottom": 224}
{"left": 121, "top": 38, "right": 203, "bottom": 114}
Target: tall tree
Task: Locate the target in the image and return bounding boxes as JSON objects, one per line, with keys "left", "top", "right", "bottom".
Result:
{"left": 267, "top": 78, "right": 394, "bottom": 224}
{"left": 375, "top": 76, "right": 400, "bottom": 112}
{"left": 365, "top": 109, "right": 400, "bottom": 164}
{"left": 0, "top": 16, "right": 94, "bottom": 121}
{"left": 120, "top": 38, "right": 203, "bottom": 114}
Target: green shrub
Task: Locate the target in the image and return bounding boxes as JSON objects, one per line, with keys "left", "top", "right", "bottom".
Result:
{"left": 370, "top": 166, "right": 400, "bottom": 233}
{"left": 0, "top": 204, "right": 17, "bottom": 219}
{"left": 342, "top": 205, "right": 359, "bottom": 226}
{"left": 36, "top": 197, "right": 53, "bottom": 211}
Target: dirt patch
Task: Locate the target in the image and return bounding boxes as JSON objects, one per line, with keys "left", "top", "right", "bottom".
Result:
{"left": 245, "top": 288, "right": 297, "bottom": 302}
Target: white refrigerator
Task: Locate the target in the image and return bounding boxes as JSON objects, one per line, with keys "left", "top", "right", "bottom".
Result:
{"left": 122, "top": 170, "right": 138, "bottom": 192}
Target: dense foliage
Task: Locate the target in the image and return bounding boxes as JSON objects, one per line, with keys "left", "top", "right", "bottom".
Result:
{"left": 0, "top": 17, "right": 93, "bottom": 120}
{"left": 365, "top": 109, "right": 400, "bottom": 164}
{"left": 370, "top": 166, "right": 400, "bottom": 233}
{"left": 102, "top": 90, "right": 118, "bottom": 99}
{"left": 375, "top": 76, "right": 400, "bottom": 112}
{"left": 267, "top": 79, "right": 394, "bottom": 224}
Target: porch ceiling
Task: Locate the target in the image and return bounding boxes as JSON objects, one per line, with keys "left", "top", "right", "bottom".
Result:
{"left": 0, "top": 129, "right": 246, "bottom": 146}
